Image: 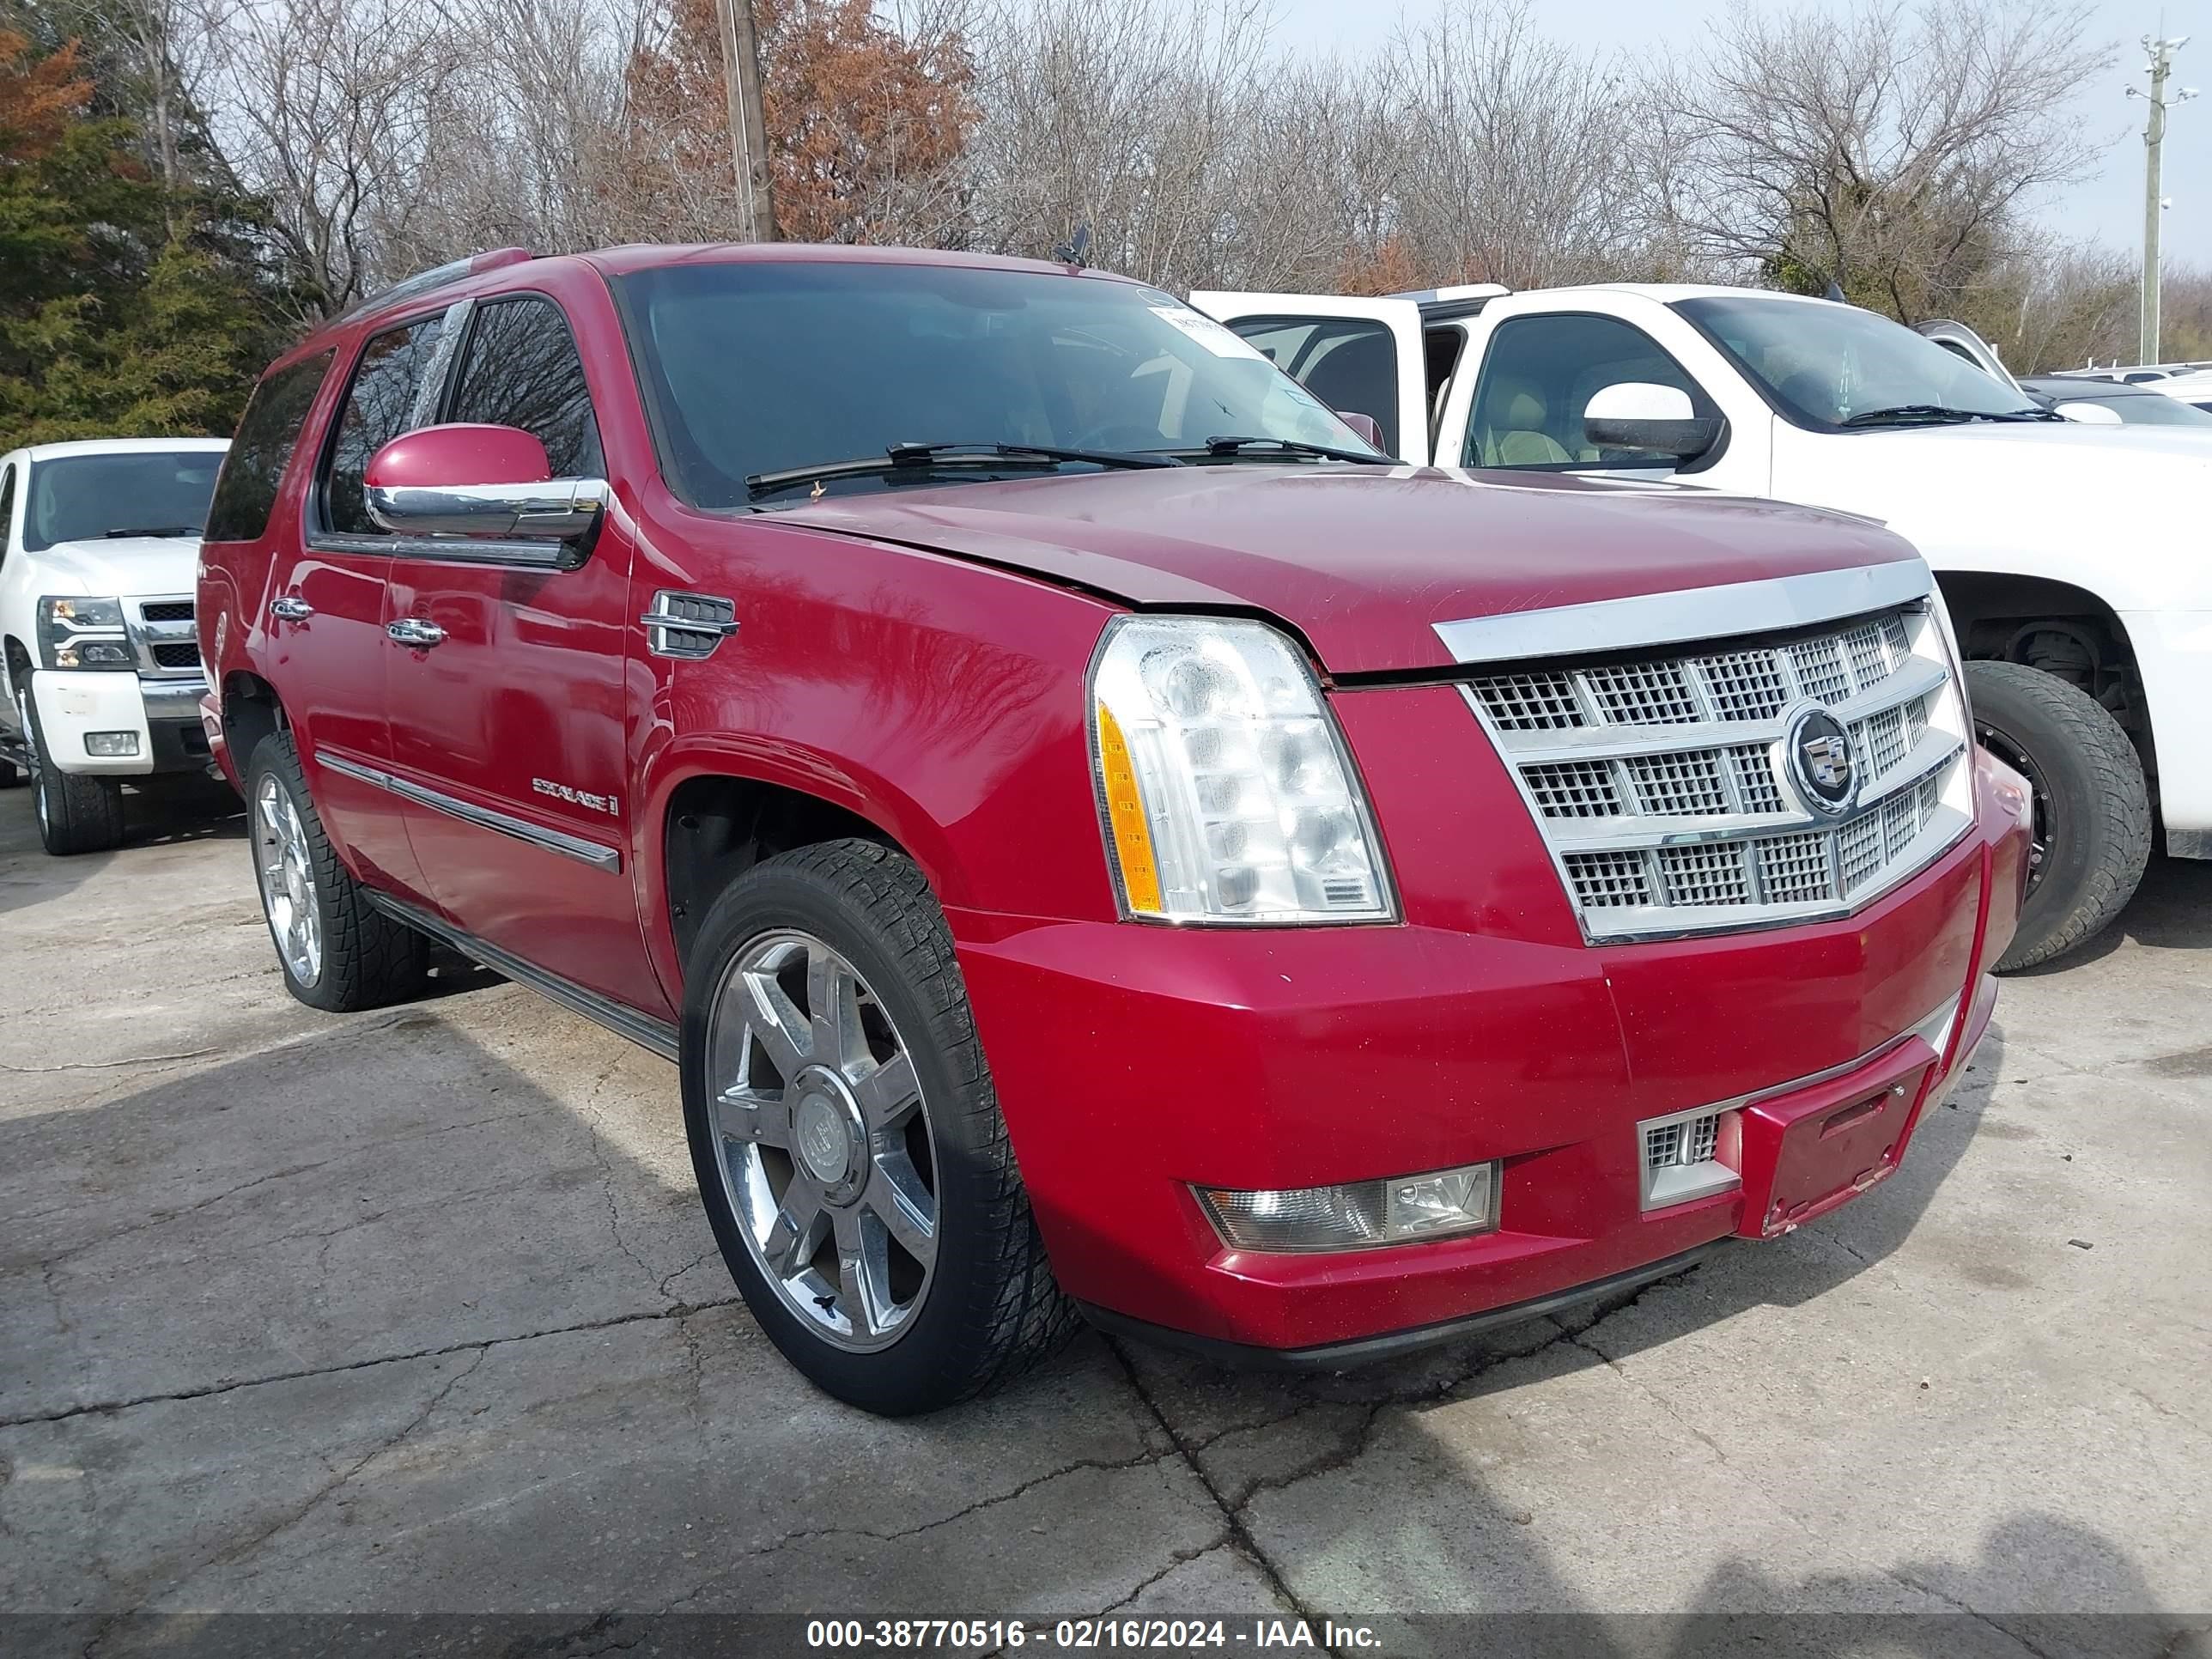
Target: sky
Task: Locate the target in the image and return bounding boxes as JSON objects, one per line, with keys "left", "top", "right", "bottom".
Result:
{"left": 1273, "top": 0, "right": 2212, "bottom": 269}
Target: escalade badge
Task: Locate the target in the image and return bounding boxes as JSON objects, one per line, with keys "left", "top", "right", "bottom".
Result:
{"left": 1785, "top": 706, "right": 1859, "bottom": 817}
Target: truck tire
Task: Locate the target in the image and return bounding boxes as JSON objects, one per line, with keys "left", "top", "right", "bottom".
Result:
{"left": 17, "top": 684, "right": 125, "bottom": 854}
{"left": 1967, "top": 660, "right": 2150, "bottom": 972}
{"left": 680, "top": 838, "right": 1080, "bottom": 1415}
{"left": 246, "top": 731, "right": 429, "bottom": 1012}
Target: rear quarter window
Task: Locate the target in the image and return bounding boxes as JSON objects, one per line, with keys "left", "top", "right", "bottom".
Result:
{"left": 205, "top": 351, "right": 337, "bottom": 544}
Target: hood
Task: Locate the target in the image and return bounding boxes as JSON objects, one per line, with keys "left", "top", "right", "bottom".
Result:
{"left": 1794, "top": 425, "right": 2212, "bottom": 611}
{"left": 780, "top": 465, "right": 1922, "bottom": 675}
{"left": 27, "top": 535, "right": 202, "bottom": 599}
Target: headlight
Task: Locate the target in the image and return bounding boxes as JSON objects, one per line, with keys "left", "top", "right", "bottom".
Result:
{"left": 1087, "top": 615, "right": 1395, "bottom": 923}
{"left": 38, "top": 597, "right": 134, "bottom": 672}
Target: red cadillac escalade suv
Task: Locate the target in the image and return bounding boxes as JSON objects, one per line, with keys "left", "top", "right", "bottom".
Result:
{"left": 198, "top": 243, "right": 2031, "bottom": 1415}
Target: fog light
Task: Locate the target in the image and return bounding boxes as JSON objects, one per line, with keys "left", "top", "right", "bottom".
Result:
{"left": 84, "top": 731, "right": 140, "bottom": 757}
{"left": 1198, "top": 1161, "right": 1498, "bottom": 1253}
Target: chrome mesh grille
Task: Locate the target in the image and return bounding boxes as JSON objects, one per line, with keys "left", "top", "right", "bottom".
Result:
{"left": 1759, "top": 830, "right": 1833, "bottom": 904}
{"left": 1461, "top": 601, "right": 1970, "bottom": 940}
{"left": 1583, "top": 662, "right": 1699, "bottom": 725}
{"left": 1626, "top": 752, "right": 1729, "bottom": 817}
{"left": 1565, "top": 849, "right": 1655, "bottom": 908}
{"left": 1469, "top": 672, "right": 1584, "bottom": 730}
{"left": 1525, "top": 760, "right": 1620, "bottom": 817}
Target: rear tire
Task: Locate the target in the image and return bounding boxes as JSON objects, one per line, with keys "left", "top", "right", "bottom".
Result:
{"left": 18, "top": 684, "right": 125, "bottom": 855}
{"left": 1967, "top": 660, "right": 2150, "bottom": 972}
{"left": 681, "top": 838, "right": 1079, "bottom": 1415}
{"left": 246, "top": 730, "right": 429, "bottom": 1012}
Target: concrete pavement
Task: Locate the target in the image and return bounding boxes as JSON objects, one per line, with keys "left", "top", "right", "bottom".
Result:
{"left": 3, "top": 780, "right": 2208, "bottom": 1656}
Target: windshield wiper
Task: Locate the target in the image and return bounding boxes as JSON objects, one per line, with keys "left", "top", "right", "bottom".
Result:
{"left": 103, "top": 525, "right": 198, "bottom": 538}
{"left": 749, "top": 441, "right": 1181, "bottom": 501}
{"left": 1839, "top": 404, "right": 2046, "bottom": 428}
{"left": 1200, "top": 434, "right": 1385, "bottom": 463}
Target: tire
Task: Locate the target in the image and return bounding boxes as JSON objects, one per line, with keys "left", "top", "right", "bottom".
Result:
{"left": 246, "top": 730, "right": 429, "bottom": 1012}
{"left": 680, "top": 838, "right": 1079, "bottom": 1415}
{"left": 1967, "top": 660, "right": 2150, "bottom": 972}
{"left": 17, "top": 684, "right": 125, "bottom": 854}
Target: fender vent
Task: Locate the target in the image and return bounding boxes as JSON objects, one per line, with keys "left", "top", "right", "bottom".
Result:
{"left": 640, "top": 591, "right": 738, "bottom": 659}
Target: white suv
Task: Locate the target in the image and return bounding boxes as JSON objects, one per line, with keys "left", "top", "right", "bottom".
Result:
{"left": 0, "top": 437, "right": 229, "bottom": 854}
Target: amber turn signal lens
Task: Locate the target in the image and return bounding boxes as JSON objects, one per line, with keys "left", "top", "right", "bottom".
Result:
{"left": 1094, "top": 700, "right": 1164, "bottom": 914}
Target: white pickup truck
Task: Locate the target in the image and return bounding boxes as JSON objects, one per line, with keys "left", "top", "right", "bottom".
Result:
{"left": 1194, "top": 283, "right": 2212, "bottom": 969}
{"left": 0, "top": 438, "right": 230, "bottom": 853}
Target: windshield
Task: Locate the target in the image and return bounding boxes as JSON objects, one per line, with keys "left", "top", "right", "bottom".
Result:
{"left": 615, "top": 260, "right": 1377, "bottom": 507}
{"left": 1675, "top": 296, "right": 2045, "bottom": 429}
{"left": 2091, "top": 392, "right": 2212, "bottom": 426}
{"left": 24, "top": 451, "right": 224, "bottom": 552}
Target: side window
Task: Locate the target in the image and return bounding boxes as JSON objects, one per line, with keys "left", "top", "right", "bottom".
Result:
{"left": 1466, "top": 313, "right": 1717, "bottom": 471}
{"left": 0, "top": 463, "right": 15, "bottom": 565}
{"left": 447, "top": 297, "right": 604, "bottom": 478}
{"left": 323, "top": 314, "right": 449, "bottom": 536}
{"left": 204, "top": 350, "right": 336, "bottom": 544}
{"left": 1232, "top": 317, "right": 1401, "bottom": 455}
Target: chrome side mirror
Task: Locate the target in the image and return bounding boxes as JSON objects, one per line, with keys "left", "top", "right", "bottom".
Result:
{"left": 1583, "top": 381, "right": 1722, "bottom": 461}
{"left": 363, "top": 424, "right": 607, "bottom": 544}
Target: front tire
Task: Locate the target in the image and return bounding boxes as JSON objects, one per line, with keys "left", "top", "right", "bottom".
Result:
{"left": 17, "top": 684, "right": 125, "bottom": 855}
{"left": 246, "top": 731, "right": 429, "bottom": 1011}
{"left": 681, "top": 839, "right": 1079, "bottom": 1415}
{"left": 1967, "top": 660, "right": 2150, "bottom": 972}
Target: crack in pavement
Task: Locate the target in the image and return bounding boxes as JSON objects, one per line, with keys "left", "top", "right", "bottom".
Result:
{"left": 1881, "top": 1567, "right": 2063, "bottom": 1659}
{"left": 1092, "top": 1534, "right": 1236, "bottom": 1618}
{"left": 78, "top": 1347, "right": 491, "bottom": 1658}
{"left": 1105, "top": 1339, "right": 1327, "bottom": 1640}
{"left": 0, "top": 1297, "right": 742, "bottom": 1430}
{"left": 654, "top": 1449, "right": 1185, "bottom": 1611}
{"left": 578, "top": 1055, "right": 658, "bottom": 1291}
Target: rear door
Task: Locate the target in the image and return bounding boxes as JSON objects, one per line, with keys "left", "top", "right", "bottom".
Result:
{"left": 1189, "top": 293, "right": 1431, "bottom": 462}
{"left": 380, "top": 291, "right": 660, "bottom": 1012}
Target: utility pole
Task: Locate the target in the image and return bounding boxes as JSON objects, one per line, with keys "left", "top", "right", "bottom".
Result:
{"left": 2130, "top": 35, "right": 2195, "bottom": 363}
{"left": 714, "top": 0, "right": 777, "bottom": 241}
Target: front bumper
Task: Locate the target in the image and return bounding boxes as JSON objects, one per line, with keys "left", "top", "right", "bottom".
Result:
{"left": 956, "top": 742, "right": 2026, "bottom": 1361}
{"left": 27, "top": 671, "right": 211, "bottom": 776}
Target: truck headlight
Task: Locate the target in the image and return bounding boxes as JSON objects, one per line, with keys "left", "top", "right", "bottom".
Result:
{"left": 1088, "top": 615, "right": 1395, "bottom": 923}
{"left": 38, "top": 597, "right": 133, "bottom": 672}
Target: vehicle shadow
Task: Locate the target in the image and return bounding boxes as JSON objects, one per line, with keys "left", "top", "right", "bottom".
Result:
{"left": 0, "top": 775, "right": 245, "bottom": 917}
{"left": 2014, "top": 854, "right": 2212, "bottom": 975}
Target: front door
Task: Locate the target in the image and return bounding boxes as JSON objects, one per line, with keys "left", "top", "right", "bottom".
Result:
{"left": 380, "top": 293, "right": 660, "bottom": 1013}
{"left": 288, "top": 313, "right": 458, "bottom": 906}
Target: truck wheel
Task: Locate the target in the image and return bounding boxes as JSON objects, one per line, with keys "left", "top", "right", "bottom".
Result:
{"left": 681, "top": 838, "right": 1079, "bottom": 1415}
{"left": 246, "top": 731, "right": 428, "bottom": 1012}
{"left": 1966, "top": 660, "right": 2150, "bottom": 972}
{"left": 17, "top": 684, "right": 125, "bottom": 855}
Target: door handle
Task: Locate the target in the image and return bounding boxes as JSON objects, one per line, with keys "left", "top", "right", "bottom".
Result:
{"left": 386, "top": 617, "right": 446, "bottom": 648}
{"left": 270, "top": 595, "right": 313, "bottom": 623}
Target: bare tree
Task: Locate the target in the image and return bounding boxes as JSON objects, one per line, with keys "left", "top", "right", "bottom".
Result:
{"left": 201, "top": 0, "right": 463, "bottom": 314}
{"left": 1383, "top": 1, "right": 1654, "bottom": 288}
{"left": 1644, "top": 0, "right": 2115, "bottom": 320}
{"left": 964, "top": 0, "right": 1279, "bottom": 287}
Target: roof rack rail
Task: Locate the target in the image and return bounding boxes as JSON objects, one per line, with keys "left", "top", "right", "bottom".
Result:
{"left": 356, "top": 247, "right": 536, "bottom": 314}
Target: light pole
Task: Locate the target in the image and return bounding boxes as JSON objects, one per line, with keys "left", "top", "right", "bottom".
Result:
{"left": 2129, "top": 36, "right": 2196, "bottom": 363}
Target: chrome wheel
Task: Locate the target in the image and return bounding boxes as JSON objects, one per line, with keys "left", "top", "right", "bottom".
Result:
{"left": 705, "top": 930, "right": 939, "bottom": 1352}
{"left": 254, "top": 770, "right": 322, "bottom": 985}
